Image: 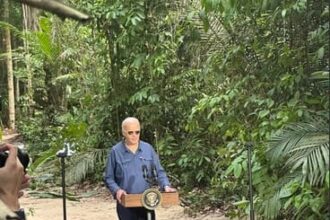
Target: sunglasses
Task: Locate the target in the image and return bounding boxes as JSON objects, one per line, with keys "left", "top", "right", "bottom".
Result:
{"left": 127, "top": 130, "right": 140, "bottom": 135}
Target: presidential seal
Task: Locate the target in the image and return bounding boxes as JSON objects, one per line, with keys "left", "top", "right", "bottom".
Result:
{"left": 141, "top": 188, "right": 162, "bottom": 210}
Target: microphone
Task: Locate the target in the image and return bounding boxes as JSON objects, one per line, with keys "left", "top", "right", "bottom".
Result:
{"left": 142, "top": 164, "right": 148, "bottom": 179}
{"left": 151, "top": 164, "right": 158, "bottom": 181}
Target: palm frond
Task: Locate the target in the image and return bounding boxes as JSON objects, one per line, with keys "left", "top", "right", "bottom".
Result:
{"left": 262, "top": 190, "right": 282, "bottom": 220}
{"left": 258, "top": 172, "right": 302, "bottom": 219}
{"left": 66, "top": 149, "right": 108, "bottom": 184}
{"left": 267, "top": 116, "right": 329, "bottom": 186}
{"left": 29, "top": 147, "right": 58, "bottom": 171}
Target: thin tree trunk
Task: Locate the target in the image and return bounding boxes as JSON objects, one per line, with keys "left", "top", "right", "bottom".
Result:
{"left": 12, "top": 39, "right": 20, "bottom": 105}
{"left": 22, "top": 3, "right": 38, "bottom": 115}
{"left": 4, "top": 0, "right": 16, "bottom": 130}
{"left": 15, "top": 76, "right": 19, "bottom": 101}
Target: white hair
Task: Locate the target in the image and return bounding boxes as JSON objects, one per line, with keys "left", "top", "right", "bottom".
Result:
{"left": 121, "top": 117, "right": 140, "bottom": 132}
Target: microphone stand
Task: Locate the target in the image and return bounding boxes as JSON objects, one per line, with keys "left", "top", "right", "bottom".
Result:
{"left": 147, "top": 211, "right": 152, "bottom": 220}
{"left": 56, "top": 143, "right": 74, "bottom": 220}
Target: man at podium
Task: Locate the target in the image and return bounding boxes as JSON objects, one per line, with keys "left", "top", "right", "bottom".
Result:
{"left": 104, "top": 117, "right": 176, "bottom": 220}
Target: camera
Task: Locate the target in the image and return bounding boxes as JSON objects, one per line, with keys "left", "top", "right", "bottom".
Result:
{"left": 0, "top": 148, "right": 30, "bottom": 171}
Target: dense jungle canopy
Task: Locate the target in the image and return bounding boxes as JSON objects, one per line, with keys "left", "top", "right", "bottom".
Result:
{"left": 0, "top": 0, "right": 329, "bottom": 219}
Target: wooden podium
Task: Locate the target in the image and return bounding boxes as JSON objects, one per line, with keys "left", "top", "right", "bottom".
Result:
{"left": 121, "top": 192, "right": 179, "bottom": 208}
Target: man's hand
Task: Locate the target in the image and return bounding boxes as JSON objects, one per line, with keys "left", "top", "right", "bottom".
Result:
{"left": 0, "top": 144, "right": 25, "bottom": 211}
{"left": 164, "top": 186, "right": 176, "bottom": 192}
{"left": 116, "top": 189, "right": 127, "bottom": 203}
{"left": 18, "top": 174, "right": 31, "bottom": 198}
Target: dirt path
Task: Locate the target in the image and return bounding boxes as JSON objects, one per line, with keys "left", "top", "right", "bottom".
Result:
{"left": 20, "top": 192, "right": 227, "bottom": 220}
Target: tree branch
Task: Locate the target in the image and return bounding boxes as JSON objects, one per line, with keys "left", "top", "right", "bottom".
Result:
{"left": 17, "top": 0, "right": 90, "bottom": 21}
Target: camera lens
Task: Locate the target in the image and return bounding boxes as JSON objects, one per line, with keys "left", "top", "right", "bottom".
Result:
{"left": 0, "top": 152, "right": 8, "bottom": 168}
{"left": 0, "top": 148, "right": 30, "bottom": 171}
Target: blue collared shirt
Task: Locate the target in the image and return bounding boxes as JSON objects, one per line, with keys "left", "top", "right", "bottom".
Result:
{"left": 104, "top": 140, "right": 170, "bottom": 196}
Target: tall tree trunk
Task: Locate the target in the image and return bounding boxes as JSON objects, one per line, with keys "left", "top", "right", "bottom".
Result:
{"left": 22, "top": 3, "right": 39, "bottom": 116}
{"left": 4, "top": 0, "right": 15, "bottom": 130}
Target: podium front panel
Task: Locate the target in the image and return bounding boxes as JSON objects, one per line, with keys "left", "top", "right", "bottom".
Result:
{"left": 121, "top": 192, "right": 179, "bottom": 208}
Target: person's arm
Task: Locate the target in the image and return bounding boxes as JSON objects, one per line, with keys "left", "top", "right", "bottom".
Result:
{"left": 151, "top": 147, "right": 176, "bottom": 192}
{"left": 104, "top": 149, "right": 126, "bottom": 202}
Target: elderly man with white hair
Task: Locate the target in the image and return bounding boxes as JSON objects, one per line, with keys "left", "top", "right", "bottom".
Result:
{"left": 104, "top": 117, "right": 176, "bottom": 220}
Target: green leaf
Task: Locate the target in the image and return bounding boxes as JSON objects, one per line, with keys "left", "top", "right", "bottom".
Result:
{"left": 232, "top": 200, "right": 249, "bottom": 206}
{"left": 233, "top": 164, "right": 242, "bottom": 178}
{"left": 29, "top": 148, "right": 58, "bottom": 171}
{"left": 317, "top": 47, "right": 324, "bottom": 59}
{"left": 310, "top": 71, "right": 329, "bottom": 79}
{"left": 132, "top": 53, "right": 146, "bottom": 68}
{"left": 258, "top": 109, "right": 270, "bottom": 118}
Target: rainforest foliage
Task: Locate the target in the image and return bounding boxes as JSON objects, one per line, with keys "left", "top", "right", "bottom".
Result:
{"left": 0, "top": 0, "right": 329, "bottom": 219}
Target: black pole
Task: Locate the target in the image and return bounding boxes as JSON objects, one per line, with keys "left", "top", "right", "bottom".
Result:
{"left": 61, "top": 157, "right": 67, "bottom": 220}
{"left": 57, "top": 143, "right": 74, "bottom": 220}
{"left": 246, "top": 142, "right": 255, "bottom": 220}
